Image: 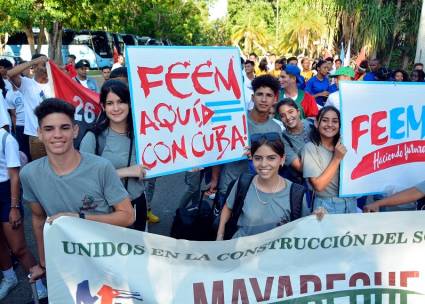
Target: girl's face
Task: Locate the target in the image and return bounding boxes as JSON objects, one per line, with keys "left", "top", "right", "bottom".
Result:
{"left": 103, "top": 91, "right": 129, "bottom": 125}
{"left": 253, "top": 144, "right": 284, "bottom": 180}
{"left": 318, "top": 63, "right": 329, "bottom": 77}
{"left": 394, "top": 71, "right": 404, "bottom": 82}
{"left": 278, "top": 104, "right": 300, "bottom": 130}
{"left": 317, "top": 110, "right": 340, "bottom": 140}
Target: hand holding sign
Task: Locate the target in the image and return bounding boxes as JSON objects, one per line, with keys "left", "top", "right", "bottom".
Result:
{"left": 334, "top": 139, "right": 347, "bottom": 161}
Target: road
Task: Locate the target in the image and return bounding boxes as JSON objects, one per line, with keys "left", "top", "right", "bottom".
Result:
{"left": 4, "top": 172, "right": 187, "bottom": 304}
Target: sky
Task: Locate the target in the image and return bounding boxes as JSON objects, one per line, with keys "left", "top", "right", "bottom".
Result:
{"left": 209, "top": 0, "right": 227, "bottom": 20}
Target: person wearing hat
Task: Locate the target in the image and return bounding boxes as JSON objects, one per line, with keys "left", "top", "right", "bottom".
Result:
{"left": 73, "top": 59, "right": 98, "bottom": 93}
{"left": 354, "top": 60, "right": 368, "bottom": 80}
{"left": 324, "top": 66, "right": 355, "bottom": 111}
{"left": 278, "top": 65, "right": 318, "bottom": 119}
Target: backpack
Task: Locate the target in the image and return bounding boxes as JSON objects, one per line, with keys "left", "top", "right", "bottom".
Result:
{"left": 224, "top": 173, "right": 305, "bottom": 240}
{"left": 280, "top": 119, "right": 314, "bottom": 185}
{"left": 83, "top": 129, "right": 107, "bottom": 156}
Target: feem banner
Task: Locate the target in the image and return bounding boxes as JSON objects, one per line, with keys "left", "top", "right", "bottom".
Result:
{"left": 126, "top": 46, "right": 248, "bottom": 178}
{"left": 48, "top": 60, "right": 101, "bottom": 145}
{"left": 45, "top": 212, "right": 425, "bottom": 303}
{"left": 339, "top": 81, "right": 425, "bottom": 196}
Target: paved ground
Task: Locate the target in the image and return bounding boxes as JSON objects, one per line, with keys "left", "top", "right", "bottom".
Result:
{"left": 4, "top": 172, "right": 187, "bottom": 303}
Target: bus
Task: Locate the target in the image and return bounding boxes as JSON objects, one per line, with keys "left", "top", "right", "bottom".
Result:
{"left": 4, "top": 29, "right": 170, "bottom": 68}
{"left": 4, "top": 29, "right": 115, "bottom": 69}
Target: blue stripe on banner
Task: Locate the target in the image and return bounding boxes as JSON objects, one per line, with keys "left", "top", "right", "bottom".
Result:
{"left": 205, "top": 100, "right": 241, "bottom": 107}
{"left": 211, "top": 116, "right": 232, "bottom": 122}
{"left": 214, "top": 107, "right": 245, "bottom": 114}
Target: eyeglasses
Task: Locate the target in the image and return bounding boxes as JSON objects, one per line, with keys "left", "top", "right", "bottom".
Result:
{"left": 250, "top": 132, "right": 282, "bottom": 144}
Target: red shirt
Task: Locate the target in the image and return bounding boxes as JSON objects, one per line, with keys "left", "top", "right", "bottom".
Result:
{"left": 301, "top": 92, "right": 318, "bottom": 118}
{"left": 65, "top": 63, "right": 77, "bottom": 78}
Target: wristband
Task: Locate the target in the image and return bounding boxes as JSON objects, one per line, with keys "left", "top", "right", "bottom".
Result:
{"left": 10, "top": 205, "right": 20, "bottom": 209}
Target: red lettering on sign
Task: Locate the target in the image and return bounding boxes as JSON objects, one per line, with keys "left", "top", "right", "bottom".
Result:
{"left": 165, "top": 61, "right": 192, "bottom": 99}
{"left": 137, "top": 65, "right": 163, "bottom": 98}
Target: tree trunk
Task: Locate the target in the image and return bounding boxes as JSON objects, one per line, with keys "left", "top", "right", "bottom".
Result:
{"left": 23, "top": 26, "right": 35, "bottom": 55}
{"left": 48, "top": 22, "right": 63, "bottom": 65}
{"left": 36, "top": 20, "right": 46, "bottom": 54}
{"left": 415, "top": 0, "right": 425, "bottom": 64}
{"left": 386, "top": 0, "right": 402, "bottom": 66}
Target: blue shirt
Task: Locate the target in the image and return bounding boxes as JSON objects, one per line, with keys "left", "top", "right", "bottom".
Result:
{"left": 363, "top": 72, "right": 376, "bottom": 81}
{"left": 305, "top": 76, "right": 335, "bottom": 106}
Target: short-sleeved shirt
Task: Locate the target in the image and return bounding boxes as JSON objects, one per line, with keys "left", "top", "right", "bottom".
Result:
{"left": 305, "top": 76, "right": 334, "bottom": 106}
{"left": 79, "top": 128, "right": 144, "bottom": 200}
{"left": 363, "top": 72, "right": 376, "bottom": 81}
{"left": 6, "top": 90, "right": 25, "bottom": 126}
{"left": 0, "top": 94, "right": 11, "bottom": 128}
{"left": 302, "top": 142, "right": 339, "bottom": 198}
{"left": 226, "top": 178, "right": 310, "bottom": 238}
{"left": 0, "top": 129, "right": 20, "bottom": 182}
{"left": 415, "top": 180, "right": 425, "bottom": 194}
{"left": 324, "top": 91, "right": 340, "bottom": 110}
{"left": 20, "top": 152, "right": 129, "bottom": 216}
{"left": 218, "top": 114, "right": 283, "bottom": 194}
{"left": 282, "top": 119, "right": 312, "bottom": 167}
{"left": 18, "top": 77, "right": 53, "bottom": 136}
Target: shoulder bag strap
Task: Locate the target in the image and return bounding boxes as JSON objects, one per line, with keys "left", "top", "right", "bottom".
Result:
{"left": 289, "top": 182, "right": 305, "bottom": 221}
{"left": 124, "top": 136, "right": 133, "bottom": 190}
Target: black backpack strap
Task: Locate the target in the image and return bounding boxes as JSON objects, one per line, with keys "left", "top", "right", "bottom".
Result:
{"left": 289, "top": 181, "right": 305, "bottom": 221}
{"left": 224, "top": 173, "right": 254, "bottom": 239}
{"left": 124, "top": 136, "right": 133, "bottom": 190}
{"left": 281, "top": 132, "right": 294, "bottom": 148}
{"left": 232, "top": 173, "right": 255, "bottom": 220}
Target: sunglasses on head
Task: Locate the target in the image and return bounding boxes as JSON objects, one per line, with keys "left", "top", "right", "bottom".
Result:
{"left": 250, "top": 132, "right": 281, "bottom": 144}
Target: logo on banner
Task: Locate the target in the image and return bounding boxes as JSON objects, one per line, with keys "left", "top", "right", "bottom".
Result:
{"left": 76, "top": 280, "right": 143, "bottom": 304}
{"left": 351, "top": 104, "right": 425, "bottom": 179}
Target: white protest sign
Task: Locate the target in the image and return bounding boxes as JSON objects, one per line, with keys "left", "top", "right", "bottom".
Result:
{"left": 339, "top": 81, "right": 425, "bottom": 196}
{"left": 45, "top": 212, "right": 425, "bottom": 303}
{"left": 126, "top": 46, "right": 248, "bottom": 178}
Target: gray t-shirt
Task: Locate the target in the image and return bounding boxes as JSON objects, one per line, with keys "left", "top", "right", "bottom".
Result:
{"left": 415, "top": 180, "right": 425, "bottom": 194}
{"left": 302, "top": 142, "right": 339, "bottom": 198}
{"left": 79, "top": 128, "right": 144, "bottom": 200}
{"left": 20, "top": 152, "right": 129, "bottom": 216}
{"left": 218, "top": 114, "right": 283, "bottom": 194}
{"left": 227, "top": 178, "right": 309, "bottom": 238}
{"left": 282, "top": 119, "right": 312, "bottom": 167}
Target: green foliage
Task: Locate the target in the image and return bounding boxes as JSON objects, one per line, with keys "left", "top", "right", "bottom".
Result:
{"left": 0, "top": 0, "right": 421, "bottom": 68}
{"left": 227, "top": 0, "right": 421, "bottom": 67}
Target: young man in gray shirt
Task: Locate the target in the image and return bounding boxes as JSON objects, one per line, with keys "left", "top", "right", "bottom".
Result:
{"left": 20, "top": 99, "right": 134, "bottom": 282}
{"left": 208, "top": 75, "right": 283, "bottom": 202}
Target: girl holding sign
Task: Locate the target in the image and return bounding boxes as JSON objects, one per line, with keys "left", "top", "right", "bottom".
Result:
{"left": 216, "top": 133, "right": 315, "bottom": 240}
{"left": 80, "top": 80, "right": 148, "bottom": 230}
{"left": 302, "top": 106, "right": 358, "bottom": 214}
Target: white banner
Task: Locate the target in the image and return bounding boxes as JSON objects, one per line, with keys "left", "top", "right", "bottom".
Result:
{"left": 126, "top": 46, "right": 248, "bottom": 178}
{"left": 339, "top": 81, "right": 425, "bottom": 196}
{"left": 45, "top": 212, "right": 425, "bottom": 303}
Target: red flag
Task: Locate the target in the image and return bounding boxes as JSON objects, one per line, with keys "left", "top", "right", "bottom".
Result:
{"left": 48, "top": 60, "right": 102, "bottom": 145}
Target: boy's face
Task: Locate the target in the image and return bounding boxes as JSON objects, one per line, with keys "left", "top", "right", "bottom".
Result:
{"left": 102, "top": 68, "right": 111, "bottom": 80}
{"left": 252, "top": 86, "right": 276, "bottom": 114}
{"left": 38, "top": 113, "right": 78, "bottom": 156}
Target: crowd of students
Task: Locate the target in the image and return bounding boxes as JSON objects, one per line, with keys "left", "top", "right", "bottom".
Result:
{"left": 0, "top": 51, "right": 424, "bottom": 302}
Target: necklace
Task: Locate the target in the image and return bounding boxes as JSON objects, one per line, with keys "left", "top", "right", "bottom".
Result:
{"left": 253, "top": 176, "right": 281, "bottom": 205}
